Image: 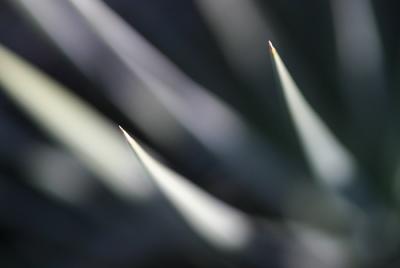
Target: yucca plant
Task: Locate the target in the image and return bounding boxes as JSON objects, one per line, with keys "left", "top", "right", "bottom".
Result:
{"left": 1, "top": 0, "right": 400, "bottom": 267}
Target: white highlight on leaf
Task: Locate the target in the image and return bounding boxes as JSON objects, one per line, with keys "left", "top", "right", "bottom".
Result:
{"left": 0, "top": 45, "right": 153, "bottom": 200}
{"left": 120, "top": 127, "right": 254, "bottom": 251}
{"left": 269, "top": 42, "right": 356, "bottom": 189}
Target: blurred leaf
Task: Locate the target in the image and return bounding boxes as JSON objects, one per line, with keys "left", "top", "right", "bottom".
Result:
{"left": 0, "top": 44, "right": 153, "bottom": 200}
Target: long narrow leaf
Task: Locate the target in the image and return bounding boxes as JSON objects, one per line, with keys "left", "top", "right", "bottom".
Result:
{"left": 119, "top": 126, "right": 253, "bottom": 251}
{"left": 269, "top": 41, "right": 357, "bottom": 189}
{"left": 0, "top": 44, "right": 153, "bottom": 200}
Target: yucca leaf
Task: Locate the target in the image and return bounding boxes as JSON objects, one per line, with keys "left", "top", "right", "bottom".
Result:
{"left": 270, "top": 41, "right": 400, "bottom": 264}
{"left": 0, "top": 44, "right": 153, "bottom": 200}
{"left": 269, "top": 41, "right": 357, "bottom": 189}
{"left": 119, "top": 126, "right": 253, "bottom": 251}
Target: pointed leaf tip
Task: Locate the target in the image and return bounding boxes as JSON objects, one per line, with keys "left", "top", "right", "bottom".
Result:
{"left": 119, "top": 125, "right": 131, "bottom": 143}
{"left": 268, "top": 40, "right": 276, "bottom": 55}
{"left": 118, "top": 125, "right": 127, "bottom": 136}
{"left": 119, "top": 126, "right": 142, "bottom": 155}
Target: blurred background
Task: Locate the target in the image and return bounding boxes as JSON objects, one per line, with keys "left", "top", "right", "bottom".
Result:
{"left": 1, "top": 0, "right": 400, "bottom": 267}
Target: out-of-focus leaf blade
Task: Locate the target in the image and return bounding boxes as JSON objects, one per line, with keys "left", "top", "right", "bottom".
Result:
{"left": 0, "top": 44, "right": 153, "bottom": 200}
{"left": 330, "top": 0, "right": 389, "bottom": 157}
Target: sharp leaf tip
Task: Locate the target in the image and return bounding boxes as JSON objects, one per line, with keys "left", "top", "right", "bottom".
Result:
{"left": 268, "top": 40, "right": 276, "bottom": 55}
